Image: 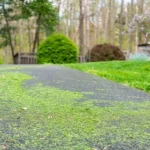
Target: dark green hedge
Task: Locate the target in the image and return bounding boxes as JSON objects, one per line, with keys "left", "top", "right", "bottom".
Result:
{"left": 37, "top": 33, "right": 78, "bottom": 64}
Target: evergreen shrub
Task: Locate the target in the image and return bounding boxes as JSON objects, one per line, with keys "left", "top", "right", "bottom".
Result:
{"left": 37, "top": 33, "right": 78, "bottom": 64}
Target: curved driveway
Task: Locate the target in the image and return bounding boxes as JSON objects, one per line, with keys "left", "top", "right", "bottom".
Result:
{"left": 23, "top": 65, "right": 150, "bottom": 101}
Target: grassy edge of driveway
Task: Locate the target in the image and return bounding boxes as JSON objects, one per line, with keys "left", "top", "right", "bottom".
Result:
{"left": 64, "top": 61, "right": 150, "bottom": 92}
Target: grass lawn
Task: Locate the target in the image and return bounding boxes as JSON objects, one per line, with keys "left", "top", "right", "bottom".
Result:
{"left": 0, "top": 66, "right": 150, "bottom": 149}
{"left": 64, "top": 61, "right": 150, "bottom": 92}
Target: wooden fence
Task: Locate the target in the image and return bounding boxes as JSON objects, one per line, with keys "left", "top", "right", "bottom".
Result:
{"left": 14, "top": 53, "right": 37, "bottom": 64}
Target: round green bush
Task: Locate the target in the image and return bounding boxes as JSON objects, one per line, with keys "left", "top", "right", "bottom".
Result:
{"left": 37, "top": 33, "right": 78, "bottom": 64}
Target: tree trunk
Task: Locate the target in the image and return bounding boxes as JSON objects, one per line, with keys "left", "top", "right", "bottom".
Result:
{"left": 129, "top": 0, "right": 134, "bottom": 54}
{"left": 119, "top": 0, "right": 124, "bottom": 50}
{"left": 94, "top": 5, "right": 98, "bottom": 45}
{"left": 84, "top": 0, "right": 90, "bottom": 55}
{"left": 65, "top": 0, "right": 69, "bottom": 37}
{"left": 19, "top": 20, "right": 23, "bottom": 53}
{"left": 108, "top": 0, "right": 112, "bottom": 42}
{"left": 27, "top": 19, "right": 32, "bottom": 52}
{"left": 2, "top": 0, "right": 15, "bottom": 63}
{"left": 79, "top": 0, "right": 84, "bottom": 59}
{"left": 32, "top": 14, "right": 41, "bottom": 53}
{"left": 111, "top": 0, "right": 116, "bottom": 45}
{"left": 104, "top": 8, "right": 109, "bottom": 41}
{"left": 137, "top": 0, "right": 144, "bottom": 44}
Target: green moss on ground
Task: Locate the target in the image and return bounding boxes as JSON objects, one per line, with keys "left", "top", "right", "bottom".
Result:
{"left": 0, "top": 66, "right": 21, "bottom": 71}
{"left": 0, "top": 71, "right": 150, "bottom": 149}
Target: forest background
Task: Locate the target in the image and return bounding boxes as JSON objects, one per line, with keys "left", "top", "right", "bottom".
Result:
{"left": 0, "top": 0, "right": 150, "bottom": 63}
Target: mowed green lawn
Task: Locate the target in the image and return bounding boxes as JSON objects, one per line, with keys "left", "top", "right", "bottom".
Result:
{"left": 65, "top": 61, "right": 150, "bottom": 92}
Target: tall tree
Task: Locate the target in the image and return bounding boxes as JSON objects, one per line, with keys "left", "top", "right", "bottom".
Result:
{"left": 119, "top": 0, "right": 124, "bottom": 50}
{"left": 84, "top": 0, "right": 90, "bottom": 55}
{"left": 0, "top": 0, "right": 18, "bottom": 63}
{"left": 21, "top": 0, "right": 58, "bottom": 53}
{"left": 129, "top": 0, "right": 134, "bottom": 53}
{"left": 111, "top": 0, "right": 116, "bottom": 45}
{"left": 108, "top": 0, "right": 112, "bottom": 42}
{"left": 79, "top": 0, "right": 84, "bottom": 60}
{"left": 137, "top": 0, "right": 144, "bottom": 44}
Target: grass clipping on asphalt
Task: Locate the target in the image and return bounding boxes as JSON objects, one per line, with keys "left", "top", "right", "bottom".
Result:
{"left": 64, "top": 61, "right": 150, "bottom": 92}
{"left": 0, "top": 71, "right": 150, "bottom": 149}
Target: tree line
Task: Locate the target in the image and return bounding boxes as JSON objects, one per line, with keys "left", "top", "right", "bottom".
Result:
{"left": 0, "top": 0, "right": 58, "bottom": 63}
{"left": 0, "top": 0, "right": 150, "bottom": 63}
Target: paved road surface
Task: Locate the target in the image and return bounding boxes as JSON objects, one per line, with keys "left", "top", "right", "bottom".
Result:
{"left": 23, "top": 65, "right": 150, "bottom": 101}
